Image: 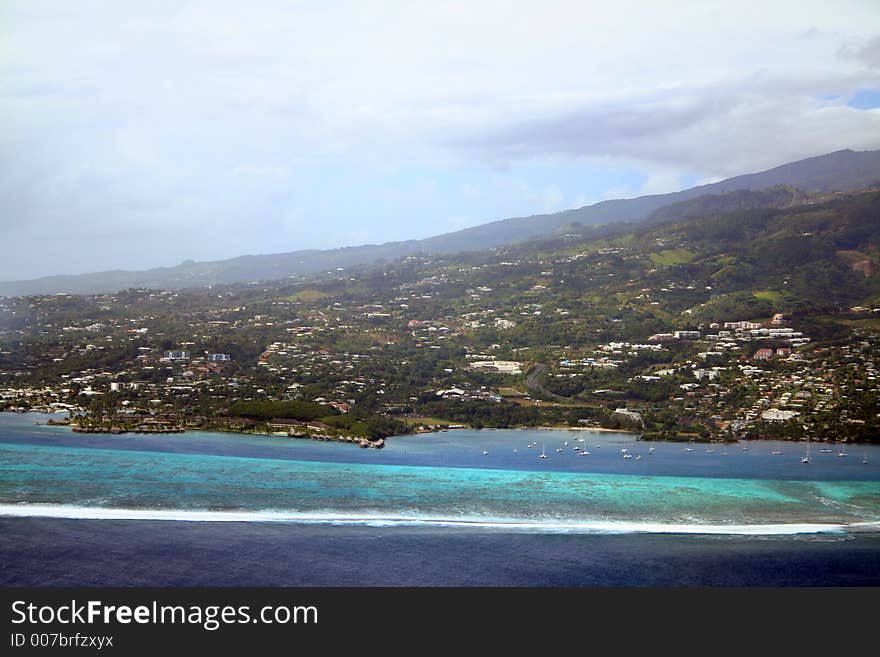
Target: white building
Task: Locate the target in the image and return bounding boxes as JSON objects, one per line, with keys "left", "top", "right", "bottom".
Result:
{"left": 761, "top": 409, "right": 799, "bottom": 422}
{"left": 468, "top": 360, "right": 522, "bottom": 374}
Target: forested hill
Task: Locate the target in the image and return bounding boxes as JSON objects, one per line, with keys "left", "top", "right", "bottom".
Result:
{"left": 418, "top": 186, "right": 880, "bottom": 319}
{"left": 421, "top": 188, "right": 880, "bottom": 327}
{"left": 2, "top": 148, "right": 879, "bottom": 297}
{"left": 620, "top": 188, "right": 880, "bottom": 320}
{"left": 642, "top": 186, "right": 809, "bottom": 226}
{"left": 415, "top": 149, "right": 880, "bottom": 253}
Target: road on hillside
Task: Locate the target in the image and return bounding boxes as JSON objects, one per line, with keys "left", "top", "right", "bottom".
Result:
{"left": 524, "top": 364, "right": 572, "bottom": 402}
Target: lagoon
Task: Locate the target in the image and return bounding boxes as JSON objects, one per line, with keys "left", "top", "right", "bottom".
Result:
{"left": 2, "top": 413, "right": 879, "bottom": 585}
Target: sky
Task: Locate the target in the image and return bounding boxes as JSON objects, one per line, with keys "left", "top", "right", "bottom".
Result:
{"left": 1, "top": 1, "right": 880, "bottom": 281}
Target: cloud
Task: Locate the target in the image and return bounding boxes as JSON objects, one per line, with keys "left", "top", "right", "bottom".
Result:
{"left": 2, "top": 1, "right": 880, "bottom": 279}
{"left": 600, "top": 185, "right": 637, "bottom": 202}
{"left": 839, "top": 33, "right": 880, "bottom": 70}
{"left": 569, "top": 194, "right": 588, "bottom": 210}
{"left": 450, "top": 77, "right": 880, "bottom": 177}
{"left": 529, "top": 185, "right": 565, "bottom": 214}
{"left": 639, "top": 172, "right": 687, "bottom": 197}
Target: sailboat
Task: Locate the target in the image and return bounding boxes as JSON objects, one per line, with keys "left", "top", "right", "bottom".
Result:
{"left": 539, "top": 444, "right": 548, "bottom": 459}
{"left": 837, "top": 442, "right": 848, "bottom": 458}
{"left": 771, "top": 443, "right": 782, "bottom": 455}
{"left": 862, "top": 447, "right": 869, "bottom": 464}
{"left": 802, "top": 435, "right": 811, "bottom": 463}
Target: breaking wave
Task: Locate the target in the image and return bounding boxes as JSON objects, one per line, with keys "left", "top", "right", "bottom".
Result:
{"left": 2, "top": 503, "right": 877, "bottom": 536}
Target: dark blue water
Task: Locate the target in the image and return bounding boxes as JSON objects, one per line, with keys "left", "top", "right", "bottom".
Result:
{"left": 2, "top": 518, "right": 879, "bottom": 586}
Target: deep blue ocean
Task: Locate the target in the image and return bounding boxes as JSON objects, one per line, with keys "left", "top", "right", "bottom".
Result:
{"left": 1, "top": 413, "right": 879, "bottom": 586}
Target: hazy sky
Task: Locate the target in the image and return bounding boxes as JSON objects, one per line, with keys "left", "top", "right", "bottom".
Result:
{"left": 2, "top": 1, "right": 880, "bottom": 281}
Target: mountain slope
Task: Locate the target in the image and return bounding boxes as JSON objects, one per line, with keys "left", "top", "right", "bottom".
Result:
{"left": 427, "top": 149, "right": 880, "bottom": 250}
{"left": 2, "top": 148, "right": 879, "bottom": 297}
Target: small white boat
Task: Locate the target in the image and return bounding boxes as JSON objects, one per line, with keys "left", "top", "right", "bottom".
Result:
{"left": 513, "top": 448, "right": 518, "bottom": 453}
{"left": 802, "top": 436, "right": 811, "bottom": 463}
{"left": 623, "top": 452, "right": 633, "bottom": 459}
{"left": 539, "top": 444, "right": 548, "bottom": 459}
{"left": 648, "top": 447, "right": 655, "bottom": 454}
{"left": 837, "top": 444, "right": 848, "bottom": 458}
{"left": 861, "top": 448, "right": 868, "bottom": 464}
{"left": 556, "top": 447, "right": 563, "bottom": 452}
{"left": 482, "top": 450, "right": 488, "bottom": 455}
{"left": 579, "top": 449, "right": 590, "bottom": 456}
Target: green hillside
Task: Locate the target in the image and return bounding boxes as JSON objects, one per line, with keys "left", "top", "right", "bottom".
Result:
{"left": 2, "top": 188, "right": 878, "bottom": 443}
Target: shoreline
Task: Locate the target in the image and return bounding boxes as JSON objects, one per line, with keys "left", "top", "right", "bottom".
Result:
{"left": 7, "top": 411, "right": 877, "bottom": 446}
{"left": 534, "top": 425, "right": 641, "bottom": 435}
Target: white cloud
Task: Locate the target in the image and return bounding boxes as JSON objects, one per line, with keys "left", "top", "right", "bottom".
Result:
{"left": 601, "top": 185, "right": 637, "bottom": 202}
{"left": 530, "top": 185, "right": 565, "bottom": 214}
{"left": 570, "top": 194, "right": 588, "bottom": 210}
{"left": 1, "top": 1, "right": 879, "bottom": 278}
{"left": 640, "top": 172, "right": 686, "bottom": 197}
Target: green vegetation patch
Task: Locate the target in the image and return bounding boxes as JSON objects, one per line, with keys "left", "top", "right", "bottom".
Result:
{"left": 287, "top": 289, "right": 328, "bottom": 302}
{"left": 649, "top": 248, "right": 695, "bottom": 267}
{"left": 753, "top": 290, "right": 783, "bottom": 304}
{"left": 227, "top": 400, "right": 338, "bottom": 421}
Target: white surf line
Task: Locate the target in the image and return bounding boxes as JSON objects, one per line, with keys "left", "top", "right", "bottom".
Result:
{"left": 0, "top": 504, "right": 872, "bottom": 535}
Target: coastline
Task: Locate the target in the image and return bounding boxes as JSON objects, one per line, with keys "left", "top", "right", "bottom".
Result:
{"left": 6, "top": 410, "right": 877, "bottom": 447}
{"left": 534, "top": 425, "right": 641, "bottom": 434}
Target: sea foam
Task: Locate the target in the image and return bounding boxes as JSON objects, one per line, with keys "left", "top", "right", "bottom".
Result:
{"left": 1, "top": 503, "right": 875, "bottom": 535}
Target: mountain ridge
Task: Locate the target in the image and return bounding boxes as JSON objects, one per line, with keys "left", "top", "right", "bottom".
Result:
{"left": 3, "top": 148, "right": 880, "bottom": 297}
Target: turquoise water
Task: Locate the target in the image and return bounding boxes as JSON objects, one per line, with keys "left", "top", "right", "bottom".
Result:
{"left": 2, "top": 414, "right": 879, "bottom": 533}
